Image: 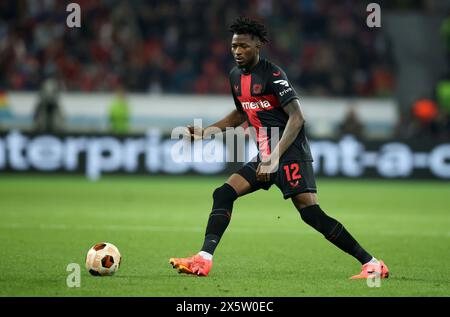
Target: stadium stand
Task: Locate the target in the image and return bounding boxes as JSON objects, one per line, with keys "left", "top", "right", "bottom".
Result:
{"left": 0, "top": 0, "right": 395, "bottom": 96}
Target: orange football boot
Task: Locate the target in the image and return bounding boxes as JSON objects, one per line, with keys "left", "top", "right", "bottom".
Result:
{"left": 350, "top": 259, "right": 389, "bottom": 279}
{"left": 169, "top": 254, "right": 213, "bottom": 276}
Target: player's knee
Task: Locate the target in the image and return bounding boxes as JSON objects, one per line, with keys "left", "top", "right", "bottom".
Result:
{"left": 299, "top": 204, "right": 322, "bottom": 228}
{"left": 212, "top": 183, "right": 238, "bottom": 211}
{"left": 299, "top": 204, "right": 339, "bottom": 238}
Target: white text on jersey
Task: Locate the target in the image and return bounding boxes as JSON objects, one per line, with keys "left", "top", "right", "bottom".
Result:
{"left": 241, "top": 100, "right": 272, "bottom": 110}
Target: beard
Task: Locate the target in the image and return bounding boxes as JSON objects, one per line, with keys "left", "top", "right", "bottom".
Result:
{"left": 236, "top": 55, "right": 258, "bottom": 70}
{"left": 236, "top": 59, "right": 247, "bottom": 69}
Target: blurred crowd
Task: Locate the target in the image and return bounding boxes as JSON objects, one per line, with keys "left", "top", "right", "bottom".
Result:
{"left": 0, "top": 0, "right": 395, "bottom": 96}
{"left": 1, "top": 0, "right": 449, "bottom": 140}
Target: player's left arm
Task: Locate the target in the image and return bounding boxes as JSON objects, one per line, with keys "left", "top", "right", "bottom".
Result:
{"left": 256, "top": 65, "right": 304, "bottom": 181}
{"left": 273, "top": 98, "right": 304, "bottom": 158}
{"left": 256, "top": 99, "right": 304, "bottom": 181}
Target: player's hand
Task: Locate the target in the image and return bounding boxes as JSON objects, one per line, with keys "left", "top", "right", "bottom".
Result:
{"left": 185, "top": 125, "right": 204, "bottom": 141}
{"left": 256, "top": 159, "right": 278, "bottom": 182}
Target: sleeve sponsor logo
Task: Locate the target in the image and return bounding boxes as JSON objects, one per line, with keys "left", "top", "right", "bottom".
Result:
{"left": 273, "top": 80, "right": 289, "bottom": 87}
{"left": 278, "top": 87, "right": 293, "bottom": 96}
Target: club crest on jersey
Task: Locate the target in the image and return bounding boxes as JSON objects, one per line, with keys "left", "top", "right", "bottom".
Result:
{"left": 253, "top": 84, "right": 262, "bottom": 94}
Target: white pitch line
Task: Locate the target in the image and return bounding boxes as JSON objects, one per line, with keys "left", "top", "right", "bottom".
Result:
{"left": 0, "top": 223, "right": 449, "bottom": 238}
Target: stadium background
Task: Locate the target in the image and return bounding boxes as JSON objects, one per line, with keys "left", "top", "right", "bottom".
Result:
{"left": 0, "top": 0, "right": 449, "bottom": 297}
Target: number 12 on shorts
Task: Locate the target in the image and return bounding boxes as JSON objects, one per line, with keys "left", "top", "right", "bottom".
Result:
{"left": 283, "top": 163, "right": 302, "bottom": 181}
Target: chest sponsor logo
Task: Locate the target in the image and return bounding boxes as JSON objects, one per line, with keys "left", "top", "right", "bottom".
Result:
{"left": 241, "top": 100, "right": 272, "bottom": 110}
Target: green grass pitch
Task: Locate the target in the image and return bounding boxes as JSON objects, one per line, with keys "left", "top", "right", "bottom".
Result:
{"left": 0, "top": 175, "right": 449, "bottom": 297}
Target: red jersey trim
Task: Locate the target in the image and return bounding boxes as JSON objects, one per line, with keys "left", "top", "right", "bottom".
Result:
{"left": 239, "top": 74, "right": 272, "bottom": 158}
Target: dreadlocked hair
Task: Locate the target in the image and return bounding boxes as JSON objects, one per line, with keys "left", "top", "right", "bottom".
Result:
{"left": 229, "top": 17, "right": 268, "bottom": 43}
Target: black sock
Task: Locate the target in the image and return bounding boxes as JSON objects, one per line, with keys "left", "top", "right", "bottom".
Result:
{"left": 299, "top": 205, "right": 372, "bottom": 264}
{"left": 201, "top": 183, "right": 237, "bottom": 255}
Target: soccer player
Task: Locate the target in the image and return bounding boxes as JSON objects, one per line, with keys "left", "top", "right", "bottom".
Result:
{"left": 170, "top": 17, "right": 389, "bottom": 279}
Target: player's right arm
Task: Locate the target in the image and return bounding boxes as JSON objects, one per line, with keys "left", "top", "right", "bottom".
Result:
{"left": 187, "top": 109, "right": 245, "bottom": 139}
{"left": 206, "top": 109, "right": 246, "bottom": 135}
{"left": 187, "top": 73, "right": 246, "bottom": 139}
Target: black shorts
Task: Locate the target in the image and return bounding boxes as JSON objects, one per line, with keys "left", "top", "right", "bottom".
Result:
{"left": 236, "top": 146, "right": 317, "bottom": 199}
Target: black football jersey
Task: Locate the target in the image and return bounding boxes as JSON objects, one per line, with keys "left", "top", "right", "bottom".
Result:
{"left": 229, "top": 58, "right": 313, "bottom": 161}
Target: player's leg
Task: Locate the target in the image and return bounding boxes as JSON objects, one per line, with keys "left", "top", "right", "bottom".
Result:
{"left": 199, "top": 157, "right": 274, "bottom": 256}
{"left": 170, "top": 173, "right": 251, "bottom": 276}
{"left": 291, "top": 192, "right": 389, "bottom": 279}
{"left": 276, "top": 159, "right": 388, "bottom": 278}
{"left": 170, "top": 160, "right": 272, "bottom": 276}
{"left": 279, "top": 159, "right": 374, "bottom": 264}
{"left": 199, "top": 172, "right": 253, "bottom": 258}
{"left": 291, "top": 192, "right": 374, "bottom": 264}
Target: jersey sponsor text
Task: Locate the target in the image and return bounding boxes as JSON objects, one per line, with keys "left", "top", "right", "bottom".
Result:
{"left": 241, "top": 100, "right": 272, "bottom": 110}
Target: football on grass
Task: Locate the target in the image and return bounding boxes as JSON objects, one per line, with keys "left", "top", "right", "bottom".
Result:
{"left": 85, "top": 242, "right": 121, "bottom": 276}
